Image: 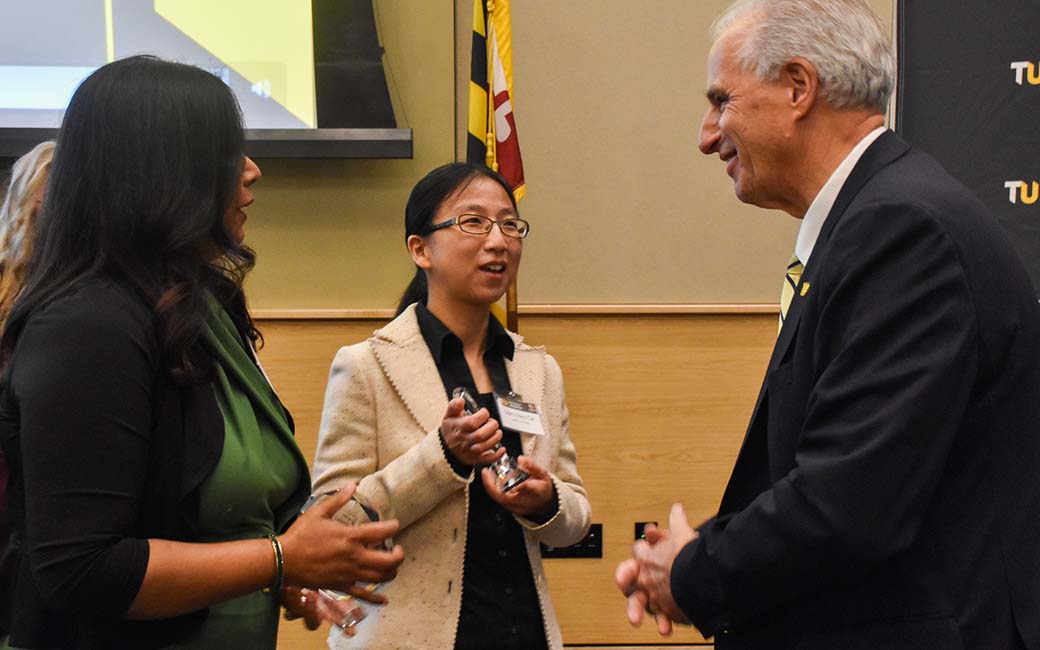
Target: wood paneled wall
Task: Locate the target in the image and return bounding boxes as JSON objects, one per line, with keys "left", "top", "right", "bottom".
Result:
{"left": 262, "top": 314, "right": 776, "bottom": 648}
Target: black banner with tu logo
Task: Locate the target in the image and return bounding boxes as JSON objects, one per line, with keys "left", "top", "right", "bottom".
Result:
{"left": 896, "top": 0, "right": 1040, "bottom": 296}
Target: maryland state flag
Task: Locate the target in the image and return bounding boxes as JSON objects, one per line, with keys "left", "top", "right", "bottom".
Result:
{"left": 468, "top": 0, "right": 525, "bottom": 200}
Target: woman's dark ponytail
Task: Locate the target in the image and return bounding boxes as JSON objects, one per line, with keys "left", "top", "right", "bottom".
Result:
{"left": 395, "top": 268, "right": 427, "bottom": 316}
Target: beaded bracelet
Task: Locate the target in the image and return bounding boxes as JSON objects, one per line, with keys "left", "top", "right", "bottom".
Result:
{"left": 263, "top": 533, "right": 284, "bottom": 595}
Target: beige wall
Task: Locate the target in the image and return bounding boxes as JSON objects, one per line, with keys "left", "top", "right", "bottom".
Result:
{"left": 238, "top": 0, "right": 894, "bottom": 312}
{"left": 3, "top": 2, "right": 894, "bottom": 310}
{"left": 242, "top": 1, "right": 457, "bottom": 312}
{"left": 462, "top": 0, "right": 894, "bottom": 306}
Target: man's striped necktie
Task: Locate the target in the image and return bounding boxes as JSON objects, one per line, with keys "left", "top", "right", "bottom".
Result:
{"left": 779, "top": 254, "right": 803, "bottom": 333}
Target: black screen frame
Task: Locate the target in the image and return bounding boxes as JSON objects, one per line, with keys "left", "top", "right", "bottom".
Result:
{"left": 0, "top": 127, "right": 412, "bottom": 159}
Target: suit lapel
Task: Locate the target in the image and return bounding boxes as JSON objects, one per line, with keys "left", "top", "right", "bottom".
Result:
{"left": 369, "top": 307, "right": 546, "bottom": 459}
{"left": 814, "top": 130, "right": 909, "bottom": 250}
{"left": 724, "top": 132, "right": 912, "bottom": 510}
{"left": 369, "top": 306, "right": 447, "bottom": 434}
{"left": 766, "top": 132, "right": 911, "bottom": 376}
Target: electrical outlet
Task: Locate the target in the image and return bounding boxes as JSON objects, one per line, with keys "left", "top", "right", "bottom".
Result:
{"left": 634, "top": 521, "right": 658, "bottom": 541}
{"left": 541, "top": 523, "right": 602, "bottom": 558}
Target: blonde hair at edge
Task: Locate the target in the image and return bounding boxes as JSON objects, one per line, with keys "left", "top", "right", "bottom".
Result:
{"left": 0, "top": 141, "right": 56, "bottom": 328}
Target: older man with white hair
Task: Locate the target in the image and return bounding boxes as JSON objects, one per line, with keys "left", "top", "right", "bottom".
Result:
{"left": 616, "top": 1, "right": 1040, "bottom": 648}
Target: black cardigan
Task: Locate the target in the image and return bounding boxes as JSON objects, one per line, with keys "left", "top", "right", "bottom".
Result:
{"left": 0, "top": 278, "right": 234, "bottom": 649}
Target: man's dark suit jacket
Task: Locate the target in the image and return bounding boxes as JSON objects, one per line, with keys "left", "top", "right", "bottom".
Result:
{"left": 672, "top": 131, "right": 1040, "bottom": 650}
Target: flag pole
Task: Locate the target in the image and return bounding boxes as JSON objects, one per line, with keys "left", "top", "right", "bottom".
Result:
{"left": 485, "top": 1, "right": 519, "bottom": 333}
{"left": 477, "top": 0, "right": 520, "bottom": 333}
{"left": 506, "top": 279, "right": 518, "bottom": 332}
{"left": 485, "top": 1, "right": 497, "bottom": 173}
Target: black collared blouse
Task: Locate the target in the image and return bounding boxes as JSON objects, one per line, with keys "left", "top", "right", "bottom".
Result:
{"left": 414, "top": 302, "right": 549, "bottom": 650}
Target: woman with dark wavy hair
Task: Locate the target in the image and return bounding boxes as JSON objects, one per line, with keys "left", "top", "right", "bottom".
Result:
{"left": 0, "top": 56, "right": 402, "bottom": 650}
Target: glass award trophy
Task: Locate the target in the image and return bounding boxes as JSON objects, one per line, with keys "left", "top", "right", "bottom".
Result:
{"left": 452, "top": 386, "right": 529, "bottom": 493}
{"left": 299, "top": 492, "right": 391, "bottom": 631}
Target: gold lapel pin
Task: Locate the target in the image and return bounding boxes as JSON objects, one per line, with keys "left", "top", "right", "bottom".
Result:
{"left": 800, "top": 282, "right": 811, "bottom": 297}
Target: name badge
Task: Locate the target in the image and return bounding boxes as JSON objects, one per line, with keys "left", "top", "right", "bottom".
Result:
{"left": 493, "top": 392, "right": 547, "bottom": 436}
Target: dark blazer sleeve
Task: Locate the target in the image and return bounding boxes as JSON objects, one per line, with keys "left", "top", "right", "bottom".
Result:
{"left": 12, "top": 287, "right": 155, "bottom": 615}
{"left": 672, "top": 199, "right": 978, "bottom": 635}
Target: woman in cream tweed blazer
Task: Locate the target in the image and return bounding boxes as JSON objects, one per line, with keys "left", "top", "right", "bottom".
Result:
{"left": 311, "top": 163, "right": 591, "bottom": 650}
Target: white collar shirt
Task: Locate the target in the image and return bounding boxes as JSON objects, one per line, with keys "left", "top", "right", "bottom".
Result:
{"left": 795, "top": 126, "right": 887, "bottom": 267}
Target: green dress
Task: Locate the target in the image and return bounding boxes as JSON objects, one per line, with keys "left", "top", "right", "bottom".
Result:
{"left": 164, "top": 297, "right": 310, "bottom": 649}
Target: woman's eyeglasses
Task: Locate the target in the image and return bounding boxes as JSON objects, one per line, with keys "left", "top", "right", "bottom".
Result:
{"left": 422, "top": 214, "right": 530, "bottom": 239}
